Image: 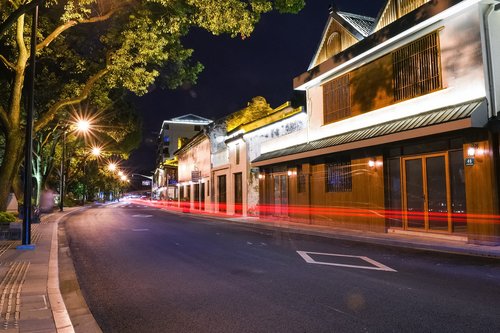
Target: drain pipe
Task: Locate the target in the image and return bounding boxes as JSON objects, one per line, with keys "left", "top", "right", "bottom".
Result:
{"left": 484, "top": 1, "right": 500, "bottom": 118}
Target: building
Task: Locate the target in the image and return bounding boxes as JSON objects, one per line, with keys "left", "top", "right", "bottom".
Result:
{"left": 253, "top": 0, "right": 500, "bottom": 244}
{"left": 175, "top": 97, "right": 306, "bottom": 216}
{"left": 154, "top": 114, "right": 212, "bottom": 200}
{"left": 224, "top": 102, "right": 306, "bottom": 216}
{"left": 176, "top": 131, "right": 212, "bottom": 211}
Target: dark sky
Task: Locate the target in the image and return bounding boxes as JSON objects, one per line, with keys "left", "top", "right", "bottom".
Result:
{"left": 126, "top": 0, "right": 385, "bottom": 172}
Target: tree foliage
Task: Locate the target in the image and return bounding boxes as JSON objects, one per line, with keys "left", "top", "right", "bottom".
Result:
{"left": 0, "top": 0, "right": 305, "bottom": 209}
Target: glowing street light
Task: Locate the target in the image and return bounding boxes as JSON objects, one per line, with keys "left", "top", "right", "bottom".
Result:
{"left": 120, "top": 175, "right": 128, "bottom": 182}
{"left": 76, "top": 119, "right": 91, "bottom": 133}
{"left": 91, "top": 146, "right": 102, "bottom": 157}
{"left": 118, "top": 171, "right": 124, "bottom": 177}
{"left": 108, "top": 162, "right": 117, "bottom": 172}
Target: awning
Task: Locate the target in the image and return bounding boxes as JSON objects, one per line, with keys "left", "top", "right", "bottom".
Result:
{"left": 252, "top": 99, "right": 488, "bottom": 167}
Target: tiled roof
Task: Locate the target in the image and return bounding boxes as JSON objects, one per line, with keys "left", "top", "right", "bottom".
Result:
{"left": 253, "top": 99, "right": 486, "bottom": 163}
{"left": 338, "top": 11, "right": 375, "bottom": 37}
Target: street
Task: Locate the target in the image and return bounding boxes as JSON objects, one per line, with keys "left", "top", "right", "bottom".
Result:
{"left": 63, "top": 203, "right": 500, "bottom": 333}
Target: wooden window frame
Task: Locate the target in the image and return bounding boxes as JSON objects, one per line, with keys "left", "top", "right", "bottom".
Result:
{"left": 393, "top": 31, "right": 442, "bottom": 102}
{"left": 323, "top": 73, "right": 351, "bottom": 125}
{"left": 326, "top": 159, "right": 352, "bottom": 193}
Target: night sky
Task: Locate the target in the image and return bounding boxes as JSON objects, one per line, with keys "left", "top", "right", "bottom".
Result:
{"left": 126, "top": 0, "right": 384, "bottom": 173}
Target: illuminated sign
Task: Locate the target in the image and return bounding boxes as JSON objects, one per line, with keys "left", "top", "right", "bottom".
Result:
{"left": 142, "top": 180, "right": 151, "bottom": 186}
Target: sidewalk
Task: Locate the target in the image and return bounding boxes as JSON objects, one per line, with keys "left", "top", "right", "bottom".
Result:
{"left": 0, "top": 208, "right": 78, "bottom": 333}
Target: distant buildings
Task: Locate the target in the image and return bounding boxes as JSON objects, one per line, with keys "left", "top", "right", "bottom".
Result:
{"left": 156, "top": 0, "right": 500, "bottom": 245}
{"left": 154, "top": 114, "right": 212, "bottom": 200}
{"left": 175, "top": 97, "right": 305, "bottom": 216}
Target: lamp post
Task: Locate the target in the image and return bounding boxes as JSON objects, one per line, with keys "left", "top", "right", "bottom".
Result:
{"left": 59, "top": 119, "right": 94, "bottom": 211}
{"left": 19, "top": 4, "right": 40, "bottom": 250}
{"left": 82, "top": 146, "right": 101, "bottom": 205}
{"left": 59, "top": 130, "right": 66, "bottom": 211}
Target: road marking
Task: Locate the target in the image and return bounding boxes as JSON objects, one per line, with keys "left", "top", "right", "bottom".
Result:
{"left": 132, "top": 229, "right": 149, "bottom": 232}
{"left": 297, "top": 251, "right": 396, "bottom": 272}
{"left": 131, "top": 214, "right": 153, "bottom": 218}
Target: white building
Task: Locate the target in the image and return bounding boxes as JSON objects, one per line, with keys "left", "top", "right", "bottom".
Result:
{"left": 253, "top": 0, "right": 500, "bottom": 244}
{"left": 154, "top": 114, "right": 212, "bottom": 199}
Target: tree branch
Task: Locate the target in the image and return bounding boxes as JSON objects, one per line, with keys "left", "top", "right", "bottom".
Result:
{"left": 0, "top": 105, "right": 9, "bottom": 131}
{"left": 34, "top": 67, "right": 109, "bottom": 132}
{"left": 37, "top": 4, "right": 127, "bottom": 51}
{"left": 0, "top": 0, "right": 45, "bottom": 37}
{"left": 0, "top": 53, "right": 15, "bottom": 70}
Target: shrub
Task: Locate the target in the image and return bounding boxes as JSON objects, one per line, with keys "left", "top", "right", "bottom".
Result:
{"left": 0, "top": 212, "right": 17, "bottom": 224}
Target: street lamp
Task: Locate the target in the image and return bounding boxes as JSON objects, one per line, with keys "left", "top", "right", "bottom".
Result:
{"left": 76, "top": 119, "right": 91, "bottom": 133}
{"left": 59, "top": 118, "right": 95, "bottom": 211}
{"left": 82, "top": 145, "right": 102, "bottom": 205}
{"left": 108, "top": 162, "right": 117, "bottom": 172}
{"left": 91, "top": 146, "right": 102, "bottom": 156}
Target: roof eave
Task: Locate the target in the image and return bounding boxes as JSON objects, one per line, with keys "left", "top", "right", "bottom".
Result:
{"left": 295, "top": 0, "right": 465, "bottom": 90}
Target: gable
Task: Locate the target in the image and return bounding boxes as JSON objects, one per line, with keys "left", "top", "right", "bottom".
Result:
{"left": 309, "top": 10, "right": 375, "bottom": 70}
{"left": 374, "top": 0, "right": 431, "bottom": 32}
{"left": 170, "top": 114, "right": 211, "bottom": 123}
{"left": 310, "top": 17, "right": 361, "bottom": 69}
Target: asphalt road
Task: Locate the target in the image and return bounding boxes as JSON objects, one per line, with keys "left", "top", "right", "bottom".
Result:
{"left": 63, "top": 202, "right": 500, "bottom": 333}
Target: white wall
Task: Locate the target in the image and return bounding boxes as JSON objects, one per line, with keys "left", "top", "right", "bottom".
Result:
{"left": 302, "top": 4, "right": 487, "bottom": 144}
{"left": 486, "top": 6, "right": 500, "bottom": 115}
{"left": 177, "top": 137, "right": 212, "bottom": 210}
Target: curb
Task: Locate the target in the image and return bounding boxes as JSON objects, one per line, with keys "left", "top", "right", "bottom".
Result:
{"left": 48, "top": 211, "right": 78, "bottom": 333}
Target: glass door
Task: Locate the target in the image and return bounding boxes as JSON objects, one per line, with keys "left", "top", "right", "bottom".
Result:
{"left": 404, "top": 158, "right": 425, "bottom": 229}
{"left": 273, "top": 174, "right": 288, "bottom": 217}
{"left": 402, "top": 154, "right": 451, "bottom": 232}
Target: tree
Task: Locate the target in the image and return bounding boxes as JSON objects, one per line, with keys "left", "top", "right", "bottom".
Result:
{"left": 31, "top": 96, "right": 142, "bottom": 206}
{"left": 0, "top": 0, "right": 305, "bottom": 210}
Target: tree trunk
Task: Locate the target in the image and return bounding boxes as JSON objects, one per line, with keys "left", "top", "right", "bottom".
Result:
{"left": 0, "top": 130, "right": 25, "bottom": 211}
{"left": 12, "top": 174, "right": 23, "bottom": 203}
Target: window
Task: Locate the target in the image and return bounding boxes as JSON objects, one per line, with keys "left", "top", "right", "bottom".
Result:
{"left": 325, "top": 32, "right": 341, "bottom": 59}
{"left": 323, "top": 74, "right": 350, "bottom": 124}
{"left": 235, "top": 143, "right": 240, "bottom": 165}
{"left": 326, "top": 159, "right": 352, "bottom": 192}
{"left": 162, "top": 147, "right": 169, "bottom": 155}
{"left": 194, "top": 125, "right": 201, "bottom": 131}
{"left": 297, "top": 165, "right": 306, "bottom": 193}
{"left": 180, "top": 186, "right": 184, "bottom": 200}
{"left": 393, "top": 31, "right": 442, "bottom": 102}
{"left": 163, "top": 135, "right": 170, "bottom": 143}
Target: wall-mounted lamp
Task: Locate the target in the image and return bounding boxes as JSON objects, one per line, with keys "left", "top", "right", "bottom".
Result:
{"left": 468, "top": 144, "right": 484, "bottom": 158}
{"left": 368, "top": 159, "right": 383, "bottom": 169}
{"left": 287, "top": 170, "right": 293, "bottom": 176}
